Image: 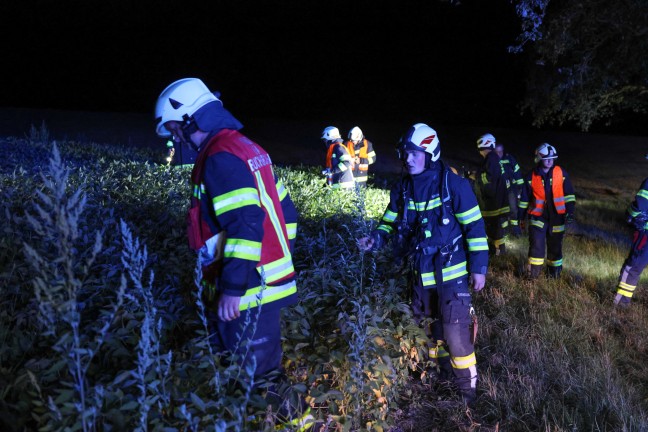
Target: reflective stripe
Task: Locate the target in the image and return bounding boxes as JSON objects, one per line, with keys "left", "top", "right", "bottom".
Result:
{"left": 377, "top": 224, "right": 393, "bottom": 234}
{"left": 429, "top": 345, "right": 450, "bottom": 359}
{"left": 258, "top": 255, "right": 295, "bottom": 284}
{"left": 239, "top": 280, "right": 297, "bottom": 311}
{"left": 546, "top": 258, "right": 563, "bottom": 267}
{"left": 382, "top": 210, "right": 398, "bottom": 223}
{"left": 481, "top": 206, "right": 510, "bottom": 217}
{"left": 409, "top": 198, "right": 442, "bottom": 212}
{"left": 276, "top": 180, "right": 288, "bottom": 201}
{"left": 529, "top": 257, "right": 544, "bottom": 265}
{"left": 213, "top": 187, "right": 260, "bottom": 216}
{"left": 421, "top": 262, "right": 468, "bottom": 287}
{"left": 451, "top": 352, "right": 477, "bottom": 369}
{"left": 224, "top": 238, "right": 261, "bottom": 261}
{"left": 254, "top": 171, "right": 291, "bottom": 256}
{"left": 286, "top": 223, "right": 297, "bottom": 240}
{"left": 456, "top": 205, "right": 482, "bottom": 225}
{"left": 530, "top": 219, "right": 544, "bottom": 229}
{"left": 331, "top": 181, "right": 355, "bottom": 189}
{"left": 617, "top": 281, "right": 636, "bottom": 298}
{"left": 466, "top": 237, "right": 489, "bottom": 251}
{"left": 638, "top": 189, "right": 648, "bottom": 200}
{"left": 552, "top": 225, "right": 565, "bottom": 233}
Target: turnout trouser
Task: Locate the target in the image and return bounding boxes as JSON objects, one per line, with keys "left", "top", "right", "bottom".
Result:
{"left": 528, "top": 217, "right": 565, "bottom": 277}
{"left": 483, "top": 214, "right": 508, "bottom": 254}
{"left": 616, "top": 230, "right": 648, "bottom": 303}
{"left": 411, "top": 278, "right": 477, "bottom": 394}
{"left": 209, "top": 306, "right": 283, "bottom": 378}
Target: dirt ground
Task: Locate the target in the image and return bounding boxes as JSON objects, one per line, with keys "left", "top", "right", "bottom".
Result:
{"left": 2, "top": 107, "right": 647, "bottom": 187}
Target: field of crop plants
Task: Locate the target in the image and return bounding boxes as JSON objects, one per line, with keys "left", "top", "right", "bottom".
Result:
{"left": 2, "top": 123, "right": 648, "bottom": 431}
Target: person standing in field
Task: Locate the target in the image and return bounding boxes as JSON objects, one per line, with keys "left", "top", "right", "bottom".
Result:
{"left": 475, "top": 133, "right": 510, "bottom": 255}
{"left": 495, "top": 142, "right": 524, "bottom": 236}
{"left": 358, "top": 123, "right": 488, "bottom": 405}
{"left": 321, "top": 126, "right": 356, "bottom": 189}
{"left": 518, "top": 143, "right": 576, "bottom": 278}
{"left": 345, "top": 126, "right": 376, "bottom": 187}
{"left": 614, "top": 162, "right": 648, "bottom": 307}
{"left": 154, "top": 78, "right": 314, "bottom": 429}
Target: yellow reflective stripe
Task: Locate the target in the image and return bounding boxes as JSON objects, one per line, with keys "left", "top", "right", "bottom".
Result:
{"left": 253, "top": 171, "right": 290, "bottom": 256}
{"left": 355, "top": 175, "right": 368, "bottom": 182}
{"left": 239, "top": 280, "right": 297, "bottom": 311}
{"left": 552, "top": 225, "right": 565, "bottom": 233}
{"left": 529, "top": 257, "right": 544, "bottom": 265}
{"left": 429, "top": 346, "right": 450, "bottom": 359}
{"left": 456, "top": 205, "right": 482, "bottom": 225}
{"left": 259, "top": 255, "right": 295, "bottom": 284}
{"left": 546, "top": 258, "right": 562, "bottom": 267}
{"left": 565, "top": 194, "right": 576, "bottom": 203}
{"left": 286, "top": 222, "right": 297, "bottom": 240}
{"left": 467, "top": 237, "right": 488, "bottom": 251}
{"left": 382, "top": 210, "right": 398, "bottom": 223}
{"left": 530, "top": 219, "right": 544, "bottom": 228}
{"left": 276, "top": 180, "right": 288, "bottom": 200}
{"left": 451, "top": 352, "right": 477, "bottom": 369}
{"left": 213, "top": 187, "right": 260, "bottom": 216}
{"left": 377, "top": 224, "right": 393, "bottom": 234}
{"left": 224, "top": 238, "right": 261, "bottom": 261}
{"left": 481, "top": 206, "right": 510, "bottom": 217}
{"left": 421, "top": 262, "right": 468, "bottom": 287}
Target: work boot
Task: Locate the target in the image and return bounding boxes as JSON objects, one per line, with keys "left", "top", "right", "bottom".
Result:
{"left": 548, "top": 267, "right": 562, "bottom": 278}
{"left": 614, "top": 293, "right": 631, "bottom": 308}
{"left": 528, "top": 265, "right": 543, "bottom": 279}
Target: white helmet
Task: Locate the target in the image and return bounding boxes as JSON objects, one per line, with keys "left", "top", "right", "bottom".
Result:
{"left": 398, "top": 123, "right": 440, "bottom": 162}
{"left": 476, "top": 133, "right": 496, "bottom": 150}
{"left": 534, "top": 143, "right": 558, "bottom": 163}
{"left": 321, "top": 126, "right": 341, "bottom": 141}
{"left": 348, "top": 126, "right": 363, "bottom": 142}
{"left": 155, "top": 78, "right": 221, "bottom": 137}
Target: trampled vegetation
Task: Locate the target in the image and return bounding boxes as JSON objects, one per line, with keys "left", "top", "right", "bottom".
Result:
{"left": 2, "top": 127, "right": 648, "bottom": 431}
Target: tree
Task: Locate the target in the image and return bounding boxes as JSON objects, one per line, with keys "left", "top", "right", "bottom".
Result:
{"left": 511, "top": 0, "right": 648, "bottom": 131}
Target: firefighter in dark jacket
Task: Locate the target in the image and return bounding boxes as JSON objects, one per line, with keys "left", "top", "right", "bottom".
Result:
{"left": 496, "top": 143, "right": 524, "bottom": 236}
{"left": 614, "top": 170, "right": 648, "bottom": 307}
{"left": 518, "top": 143, "right": 576, "bottom": 278}
{"left": 322, "top": 126, "right": 355, "bottom": 189}
{"left": 358, "top": 123, "right": 489, "bottom": 405}
{"left": 155, "top": 78, "right": 313, "bottom": 429}
{"left": 475, "top": 133, "right": 510, "bottom": 255}
{"left": 345, "top": 126, "right": 376, "bottom": 187}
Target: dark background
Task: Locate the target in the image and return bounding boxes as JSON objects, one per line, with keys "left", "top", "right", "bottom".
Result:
{"left": 2, "top": 0, "right": 525, "bottom": 127}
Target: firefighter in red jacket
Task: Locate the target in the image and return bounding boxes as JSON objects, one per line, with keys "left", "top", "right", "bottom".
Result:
{"left": 155, "top": 78, "right": 313, "bottom": 428}
{"left": 345, "top": 126, "right": 376, "bottom": 187}
{"left": 475, "top": 133, "right": 510, "bottom": 255}
{"left": 322, "top": 126, "right": 355, "bottom": 189}
{"left": 518, "top": 143, "right": 576, "bottom": 278}
{"left": 614, "top": 170, "right": 648, "bottom": 307}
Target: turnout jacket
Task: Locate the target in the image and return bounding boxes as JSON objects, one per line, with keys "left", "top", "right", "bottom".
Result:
{"left": 345, "top": 138, "right": 376, "bottom": 184}
{"left": 518, "top": 165, "right": 576, "bottom": 225}
{"left": 626, "top": 177, "right": 648, "bottom": 230}
{"left": 476, "top": 151, "right": 510, "bottom": 218}
{"left": 325, "top": 140, "right": 355, "bottom": 189}
{"left": 500, "top": 152, "right": 523, "bottom": 193}
{"left": 373, "top": 164, "right": 489, "bottom": 288}
{"left": 189, "top": 129, "right": 298, "bottom": 311}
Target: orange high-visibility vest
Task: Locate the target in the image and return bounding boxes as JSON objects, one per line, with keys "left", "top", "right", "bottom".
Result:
{"left": 326, "top": 142, "right": 354, "bottom": 169}
{"left": 529, "top": 166, "right": 566, "bottom": 216}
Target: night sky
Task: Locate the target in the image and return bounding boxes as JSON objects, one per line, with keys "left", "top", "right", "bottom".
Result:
{"left": 3, "top": 0, "right": 525, "bottom": 127}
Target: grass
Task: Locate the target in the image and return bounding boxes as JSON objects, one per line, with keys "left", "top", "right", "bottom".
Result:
{"left": 1, "top": 125, "right": 648, "bottom": 431}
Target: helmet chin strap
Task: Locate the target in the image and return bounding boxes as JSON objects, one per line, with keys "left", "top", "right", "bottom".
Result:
{"left": 181, "top": 114, "right": 200, "bottom": 151}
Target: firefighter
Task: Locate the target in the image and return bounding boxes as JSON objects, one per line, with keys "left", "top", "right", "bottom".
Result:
{"left": 322, "top": 126, "right": 355, "bottom": 189}
{"left": 475, "top": 133, "right": 510, "bottom": 255}
{"left": 155, "top": 78, "right": 313, "bottom": 429}
{"left": 614, "top": 165, "right": 648, "bottom": 307}
{"left": 495, "top": 142, "right": 524, "bottom": 236}
{"left": 518, "top": 143, "right": 576, "bottom": 278}
{"left": 345, "top": 126, "right": 376, "bottom": 187}
{"left": 358, "top": 123, "right": 488, "bottom": 405}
